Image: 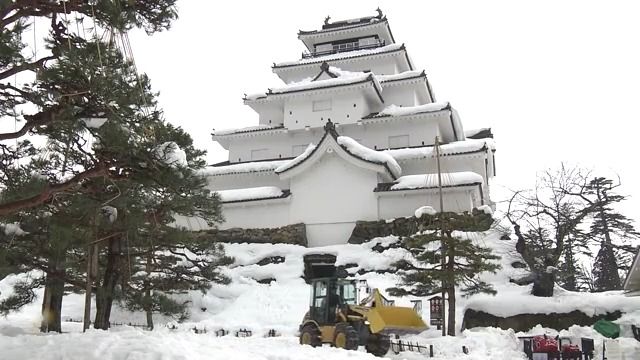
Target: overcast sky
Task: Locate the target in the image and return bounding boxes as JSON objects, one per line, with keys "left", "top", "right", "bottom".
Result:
{"left": 128, "top": 0, "right": 640, "bottom": 220}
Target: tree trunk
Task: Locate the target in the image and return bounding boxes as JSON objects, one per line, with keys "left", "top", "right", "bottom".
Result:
{"left": 94, "top": 237, "right": 122, "bottom": 330}
{"left": 40, "top": 270, "right": 65, "bottom": 333}
{"left": 532, "top": 270, "right": 555, "bottom": 297}
{"left": 446, "top": 285, "right": 456, "bottom": 336}
{"left": 446, "top": 240, "right": 456, "bottom": 336}
{"left": 144, "top": 251, "right": 154, "bottom": 330}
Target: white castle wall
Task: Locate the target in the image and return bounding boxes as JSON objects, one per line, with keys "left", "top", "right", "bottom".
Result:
{"left": 289, "top": 152, "right": 379, "bottom": 245}
{"left": 226, "top": 118, "right": 445, "bottom": 163}
{"left": 218, "top": 199, "right": 290, "bottom": 230}
{"left": 207, "top": 173, "right": 289, "bottom": 191}
{"left": 283, "top": 91, "right": 370, "bottom": 130}
{"left": 377, "top": 188, "right": 477, "bottom": 219}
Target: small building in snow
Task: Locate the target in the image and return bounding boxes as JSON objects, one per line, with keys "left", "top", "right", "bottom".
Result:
{"left": 624, "top": 248, "right": 640, "bottom": 296}
{"left": 199, "top": 11, "right": 497, "bottom": 247}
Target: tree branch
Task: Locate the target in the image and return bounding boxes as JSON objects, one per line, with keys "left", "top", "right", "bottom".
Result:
{"left": 0, "top": 163, "right": 108, "bottom": 216}
{"left": 0, "top": 104, "right": 65, "bottom": 141}
{"left": 0, "top": 54, "right": 56, "bottom": 81}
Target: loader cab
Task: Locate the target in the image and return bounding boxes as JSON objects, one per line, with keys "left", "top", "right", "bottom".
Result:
{"left": 309, "top": 278, "right": 357, "bottom": 324}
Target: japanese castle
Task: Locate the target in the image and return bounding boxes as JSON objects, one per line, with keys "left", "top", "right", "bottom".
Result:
{"left": 201, "top": 10, "right": 496, "bottom": 247}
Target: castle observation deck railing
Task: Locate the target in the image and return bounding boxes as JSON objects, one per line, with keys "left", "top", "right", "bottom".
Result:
{"left": 302, "top": 39, "right": 385, "bottom": 59}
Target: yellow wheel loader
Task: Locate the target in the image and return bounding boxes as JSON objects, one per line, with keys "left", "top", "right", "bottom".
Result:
{"left": 298, "top": 253, "right": 427, "bottom": 357}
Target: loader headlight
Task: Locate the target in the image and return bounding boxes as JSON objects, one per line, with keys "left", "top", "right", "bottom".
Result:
{"left": 364, "top": 321, "right": 370, "bottom": 325}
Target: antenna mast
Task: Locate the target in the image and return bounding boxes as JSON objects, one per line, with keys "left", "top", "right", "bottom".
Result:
{"left": 435, "top": 136, "right": 446, "bottom": 336}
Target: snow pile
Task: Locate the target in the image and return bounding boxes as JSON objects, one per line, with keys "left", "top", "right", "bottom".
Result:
{"left": 337, "top": 136, "right": 401, "bottom": 178}
{"left": 477, "top": 205, "right": 493, "bottom": 215}
{"left": 213, "top": 125, "right": 282, "bottom": 136}
{"left": 154, "top": 142, "right": 188, "bottom": 168}
{"left": 200, "top": 160, "right": 288, "bottom": 176}
{"left": 384, "top": 138, "right": 496, "bottom": 161}
{"left": 415, "top": 206, "right": 437, "bottom": 218}
{"left": 466, "top": 285, "right": 640, "bottom": 319}
{"left": 0, "top": 326, "right": 535, "bottom": 360}
{"left": 2, "top": 223, "right": 27, "bottom": 236}
{"left": 275, "top": 143, "right": 316, "bottom": 173}
{"left": 2, "top": 228, "right": 640, "bottom": 359}
{"left": 81, "top": 117, "right": 108, "bottom": 129}
{"left": 377, "top": 102, "right": 450, "bottom": 117}
{"left": 216, "top": 186, "right": 285, "bottom": 203}
{"left": 390, "top": 172, "right": 484, "bottom": 190}
{"left": 275, "top": 43, "right": 405, "bottom": 67}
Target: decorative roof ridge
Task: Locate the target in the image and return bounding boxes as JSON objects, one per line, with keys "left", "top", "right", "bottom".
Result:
{"left": 272, "top": 43, "right": 406, "bottom": 69}
{"left": 298, "top": 17, "right": 388, "bottom": 36}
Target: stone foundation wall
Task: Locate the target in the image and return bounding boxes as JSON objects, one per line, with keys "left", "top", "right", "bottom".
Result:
{"left": 462, "top": 309, "right": 622, "bottom": 332}
{"left": 348, "top": 210, "right": 493, "bottom": 244}
{"left": 195, "top": 223, "right": 307, "bottom": 246}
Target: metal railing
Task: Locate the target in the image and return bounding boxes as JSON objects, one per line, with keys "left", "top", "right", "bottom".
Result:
{"left": 302, "top": 40, "right": 386, "bottom": 59}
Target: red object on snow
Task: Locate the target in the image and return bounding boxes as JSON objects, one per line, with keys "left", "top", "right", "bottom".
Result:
{"left": 562, "top": 344, "right": 581, "bottom": 354}
{"left": 533, "top": 335, "right": 559, "bottom": 353}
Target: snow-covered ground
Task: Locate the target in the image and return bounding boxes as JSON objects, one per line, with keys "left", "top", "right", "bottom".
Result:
{"left": 2, "top": 232, "right": 639, "bottom": 359}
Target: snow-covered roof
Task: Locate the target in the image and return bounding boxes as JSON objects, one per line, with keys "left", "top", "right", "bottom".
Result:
{"left": 366, "top": 102, "right": 450, "bottom": 118}
{"left": 216, "top": 186, "right": 290, "bottom": 203}
{"left": 275, "top": 144, "right": 316, "bottom": 173}
{"left": 245, "top": 68, "right": 383, "bottom": 103}
{"left": 212, "top": 125, "right": 284, "bottom": 137}
{"left": 362, "top": 102, "right": 465, "bottom": 142}
{"left": 465, "top": 127, "right": 494, "bottom": 139}
{"left": 380, "top": 172, "right": 484, "bottom": 192}
{"left": 201, "top": 160, "right": 289, "bottom": 177}
{"left": 273, "top": 43, "right": 405, "bottom": 68}
{"left": 624, "top": 248, "right": 640, "bottom": 296}
{"left": 275, "top": 121, "right": 400, "bottom": 181}
{"left": 336, "top": 136, "right": 401, "bottom": 178}
{"left": 376, "top": 70, "right": 425, "bottom": 83}
{"left": 384, "top": 138, "right": 496, "bottom": 161}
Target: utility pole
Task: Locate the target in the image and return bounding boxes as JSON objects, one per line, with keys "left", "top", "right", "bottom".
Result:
{"left": 435, "top": 136, "right": 446, "bottom": 336}
{"left": 83, "top": 243, "right": 93, "bottom": 332}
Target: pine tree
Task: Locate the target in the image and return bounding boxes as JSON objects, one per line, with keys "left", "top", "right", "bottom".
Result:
{"left": 557, "top": 231, "right": 590, "bottom": 291}
{"left": 582, "top": 177, "right": 640, "bottom": 292}
{"left": 388, "top": 210, "right": 500, "bottom": 336}
{"left": 0, "top": 0, "right": 178, "bottom": 216}
{"left": 0, "top": 192, "right": 95, "bottom": 331}
{"left": 1, "top": 2, "right": 232, "bottom": 331}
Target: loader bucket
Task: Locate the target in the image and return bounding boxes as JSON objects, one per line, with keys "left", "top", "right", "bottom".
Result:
{"left": 367, "top": 306, "right": 428, "bottom": 335}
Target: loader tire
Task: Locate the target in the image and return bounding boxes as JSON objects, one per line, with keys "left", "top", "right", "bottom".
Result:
{"left": 333, "top": 323, "right": 359, "bottom": 350}
{"left": 365, "top": 333, "right": 391, "bottom": 357}
{"left": 299, "top": 324, "right": 321, "bottom": 347}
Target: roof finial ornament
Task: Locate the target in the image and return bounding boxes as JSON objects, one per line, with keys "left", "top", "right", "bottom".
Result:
{"left": 324, "top": 119, "right": 337, "bottom": 137}
{"left": 324, "top": 15, "right": 331, "bottom": 25}
{"left": 376, "top": 8, "right": 383, "bottom": 18}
